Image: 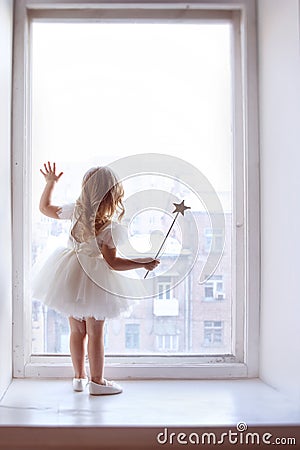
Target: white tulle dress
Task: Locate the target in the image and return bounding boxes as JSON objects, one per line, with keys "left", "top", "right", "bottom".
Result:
{"left": 32, "top": 203, "right": 146, "bottom": 320}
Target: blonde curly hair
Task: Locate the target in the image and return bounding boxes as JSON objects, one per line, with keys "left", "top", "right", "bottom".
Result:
{"left": 71, "top": 166, "right": 125, "bottom": 243}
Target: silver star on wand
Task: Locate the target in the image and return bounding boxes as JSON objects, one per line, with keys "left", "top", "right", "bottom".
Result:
{"left": 144, "top": 200, "right": 191, "bottom": 279}
{"left": 172, "top": 200, "right": 191, "bottom": 216}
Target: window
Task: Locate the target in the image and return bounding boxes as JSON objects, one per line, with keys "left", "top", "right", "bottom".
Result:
{"left": 203, "top": 321, "right": 223, "bottom": 347}
{"left": 158, "top": 280, "right": 172, "bottom": 300}
{"left": 13, "top": 1, "right": 260, "bottom": 379}
{"left": 156, "top": 335, "right": 179, "bottom": 352}
{"left": 204, "top": 228, "right": 225, "bottom": 254}
{"left": 204, "top": 276, "right": 225, "bottom": 301}
{"left": 125, "top": 324, "right": 140, "bottom": 350}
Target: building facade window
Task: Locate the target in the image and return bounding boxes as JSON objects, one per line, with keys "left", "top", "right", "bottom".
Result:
{"left": 158, "top": 280, "right": 172, "bottom": 300}
{"left": 203, "top": 275, "right": 225, "bottom": 301}
{"left": 204, "top": 228, "right": 225, "bottom": 254}
{"left": 156, "top": 335, "right": 179, "bottom": 352}
{"left": 203, "top": 321, "right": 223, "bottom": 346}
{"left": 125, "top": 324, "right": 140, "bottom": 350}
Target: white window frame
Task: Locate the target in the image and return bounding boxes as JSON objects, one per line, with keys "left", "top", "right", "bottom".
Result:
{"left": 12, "top": 0, "right": 259, "bottom": 380}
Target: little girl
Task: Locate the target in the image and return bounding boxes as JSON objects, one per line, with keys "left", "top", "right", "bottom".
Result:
{"left": 33, "top": 162, "right": 159, "bottom": 395}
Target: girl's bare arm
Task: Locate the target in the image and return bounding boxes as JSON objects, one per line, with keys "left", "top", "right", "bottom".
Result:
{"left": 101, "top": 245, "right": 160, "bottom": 272}
{"left": 39, "top": 161, "right": 63, "bottom": 219}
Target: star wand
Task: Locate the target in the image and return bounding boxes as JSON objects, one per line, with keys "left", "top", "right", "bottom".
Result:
{"left": 144, "top": 200, "right": 191, "bottom": 279}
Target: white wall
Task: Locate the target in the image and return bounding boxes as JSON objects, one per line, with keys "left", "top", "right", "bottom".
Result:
{"left": 0, "top": 0, "right": 13, "bottom": 398}
{"left": 258, "top": 0, "right": 300, "bottom": 405}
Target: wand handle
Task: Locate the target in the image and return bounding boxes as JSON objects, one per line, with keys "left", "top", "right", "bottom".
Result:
{"left": 144, "top": 212, "right": 179, "bottom": 279}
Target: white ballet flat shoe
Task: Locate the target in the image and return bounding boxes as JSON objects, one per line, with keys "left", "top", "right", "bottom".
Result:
{"left": 89, "top": 379, "right": 123, "bottom": 396}
{"left": 72, "top": 377, "right": 89, "bottom": 392}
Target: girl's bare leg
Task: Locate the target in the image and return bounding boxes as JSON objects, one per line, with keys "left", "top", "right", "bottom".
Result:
{"left": 86, "top": 317, "right": 105, "bottom": 384}
{"left": 69, "top": 317, "right": 87, "bottom": 379}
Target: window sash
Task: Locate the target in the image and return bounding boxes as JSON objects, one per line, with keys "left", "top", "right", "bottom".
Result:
{"left": 12, "top": 0, "right": 260, "bottom": 379}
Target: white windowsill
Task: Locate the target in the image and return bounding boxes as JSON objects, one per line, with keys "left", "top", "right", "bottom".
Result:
{"left": 1, "top": 379, "right": 299, "bottom": 449}
{"left": 0, "top": 378, "right": 299, "bottom": 427}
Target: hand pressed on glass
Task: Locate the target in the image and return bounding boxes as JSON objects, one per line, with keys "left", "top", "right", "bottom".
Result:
{"left": 39, "top": 161, "right": 64, "bottom": 219}
{"left": 40, "top": 161, "right": 63, "bottom": 183}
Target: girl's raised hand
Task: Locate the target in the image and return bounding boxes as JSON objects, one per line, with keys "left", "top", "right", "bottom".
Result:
{"left": 40, "top": 161, "right": 63, "bottom": 183}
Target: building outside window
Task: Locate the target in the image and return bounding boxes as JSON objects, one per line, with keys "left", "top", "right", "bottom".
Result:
{"left": 204, "top": 228, "right": 225, "bottom": 254}
{"left": 156, "top": 335, "right": 179, "bottom": 352}
{"left": 204, "top": 275, "right": 224, "bottom": 301}
{"left": 203, "top": 321, "right": 223, "bottom": 346}
{"left": 158, "top": 280, "right": 172, "bottom": 300}
{"left": 125, "top": 324, "right": 140, "bottom": 350}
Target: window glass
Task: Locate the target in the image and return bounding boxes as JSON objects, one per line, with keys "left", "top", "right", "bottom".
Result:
{"left": 31, "top": 21, "right": 233, "bottom": 355}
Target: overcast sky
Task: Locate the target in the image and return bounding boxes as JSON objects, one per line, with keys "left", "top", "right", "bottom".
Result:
{"left": 31, "top": 22, "right": 232, "bottom": 213}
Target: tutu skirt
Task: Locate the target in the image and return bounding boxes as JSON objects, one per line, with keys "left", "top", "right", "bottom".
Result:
{"left": 32, "top": 244, "right": 146, "bottom": 320}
